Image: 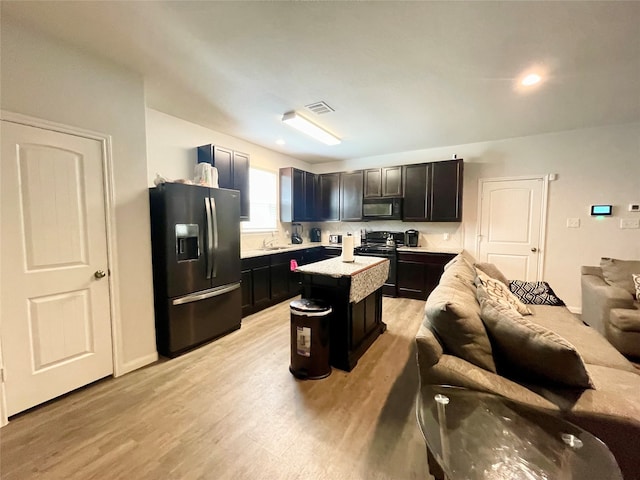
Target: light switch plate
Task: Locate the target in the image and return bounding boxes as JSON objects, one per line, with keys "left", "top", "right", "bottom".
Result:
{"left": 620, "top": 218, "right": 640, "bottom": 229}
{"left": 566, "top": 218, "right": 580, "bottom": 228}
{"left": 629, "top": 204, "right": 640, "bottom": 212}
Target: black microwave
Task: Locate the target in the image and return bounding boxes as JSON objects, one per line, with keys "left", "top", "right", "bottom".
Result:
{"left": 362, "top": 198, "right": 402, "bottom": 220}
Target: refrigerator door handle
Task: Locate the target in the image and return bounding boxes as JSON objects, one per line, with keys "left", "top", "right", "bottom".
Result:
{"left": 205, "top": 197, "right": 214, "bottom": 279}
{"left": 172, "top": 282, "right": 241, "bottom": 306}
{"left": 211, "top": 195, "right": 219, "bottom": 278}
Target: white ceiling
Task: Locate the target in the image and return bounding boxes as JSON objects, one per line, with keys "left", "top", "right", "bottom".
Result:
{"left": 3, "top": 1, "right": 640, "bottom": 163}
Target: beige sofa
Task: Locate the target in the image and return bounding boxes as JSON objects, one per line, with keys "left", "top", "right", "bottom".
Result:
{"left": 416, "top": 254, "right": 640, "bottom": 480}
{"left": 581, "top": 259, "right": 640, "bottom": 358}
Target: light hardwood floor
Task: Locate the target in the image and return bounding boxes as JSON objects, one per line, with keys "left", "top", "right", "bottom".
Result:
{"left": 1, "top": 296, "right": 433, "bottom": 480}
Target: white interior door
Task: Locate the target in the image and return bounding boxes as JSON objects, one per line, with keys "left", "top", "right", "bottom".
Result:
{"left": 477, "top": 177, "right": 547, "bottom": 282}
{"left": 1, "top": 121, "right": 113, "bottom": 416}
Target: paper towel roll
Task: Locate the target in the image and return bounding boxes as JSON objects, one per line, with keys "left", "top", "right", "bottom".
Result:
{"left": 342, "top": 235, "right": 355, "bottom": 262}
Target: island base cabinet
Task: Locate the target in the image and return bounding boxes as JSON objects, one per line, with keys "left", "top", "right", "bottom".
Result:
{"left": 301, "top": 274, "right": 386, "bottom": 372}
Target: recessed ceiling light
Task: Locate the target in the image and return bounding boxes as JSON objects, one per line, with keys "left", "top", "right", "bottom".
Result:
{"left": 521, "top": 73, "right": 542, "bottom": 86}
{"left": 276, "top": 138, "right": 286, "bottom": 146}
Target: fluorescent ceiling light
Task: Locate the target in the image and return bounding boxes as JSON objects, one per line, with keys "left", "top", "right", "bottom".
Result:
{"left": 282, "top": 111, "right": 341, "bottom": 146}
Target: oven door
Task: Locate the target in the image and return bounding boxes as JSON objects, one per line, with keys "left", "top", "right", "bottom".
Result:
{"left": 362, "top": 198, "right": 402, "bottom": 220}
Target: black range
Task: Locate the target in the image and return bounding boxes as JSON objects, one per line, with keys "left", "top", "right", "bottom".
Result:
{"left": 355, "top": 231, "right": 405, "bottom": 297}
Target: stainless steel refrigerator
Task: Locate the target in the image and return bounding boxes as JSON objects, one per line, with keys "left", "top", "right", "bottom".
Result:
{"left": 149, "top": 183, "right": 241, "bottom": 357}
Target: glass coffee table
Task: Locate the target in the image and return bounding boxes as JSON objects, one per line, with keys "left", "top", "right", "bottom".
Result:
{"left": 416, "top": 385, "right": 622, "bottom": 480}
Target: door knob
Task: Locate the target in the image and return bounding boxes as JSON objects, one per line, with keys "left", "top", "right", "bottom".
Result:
{"left": 94, "top": 270, "right": 107, "bottom": 279}
{"left": 531, "top": 248, "right": 538, "bottom": 253}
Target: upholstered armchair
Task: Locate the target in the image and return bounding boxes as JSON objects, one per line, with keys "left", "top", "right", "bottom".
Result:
{"left": 581, "top": 259, "right": 640, "bottom": 358}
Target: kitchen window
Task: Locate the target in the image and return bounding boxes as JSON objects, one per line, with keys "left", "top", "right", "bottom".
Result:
{"left": 241, "top": 168, "right": 277, "bottom": 232}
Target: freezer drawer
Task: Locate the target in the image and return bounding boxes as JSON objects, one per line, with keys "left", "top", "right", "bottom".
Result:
{"left": 155, "top": 283, "right": 242, "bottom": 357}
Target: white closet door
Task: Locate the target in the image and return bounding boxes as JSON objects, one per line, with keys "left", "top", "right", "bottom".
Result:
{"left": 1, "top": 121, "right": 113, "bottom": 416}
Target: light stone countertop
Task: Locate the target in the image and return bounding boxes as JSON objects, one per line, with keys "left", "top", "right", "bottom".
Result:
{"left": 241, "top": 244, "right": 462, "bottom": 259}
{"left": 296, "top": 256, "right": 390, "bottom": 303}
{"left": 241, "top": 243, "right": 321, "bottom": 259}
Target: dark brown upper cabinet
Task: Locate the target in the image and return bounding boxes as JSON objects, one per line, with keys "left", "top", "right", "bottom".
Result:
{"left": 197, "top": 144, "right": 250, "bottom": 221}
{"left": 364, "top": 167, "right": 403, "bottom": 198}
{"left": 280, "top": 167, "right": 317, "bottom": 222}
{"left": 340, "top": 171, "right": 363, "bottom": 221}
{"left": 318, "top": 173, "right": 340, "bottom": 221}
{"left": 402, "top": 159, "right": 463, "bottom": 222}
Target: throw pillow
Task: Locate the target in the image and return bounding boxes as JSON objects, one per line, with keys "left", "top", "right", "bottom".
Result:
{"left": 425, "top": 274, "right": 497, "bottom": 373}
{"left": 479, "top": 296, "right": 594, "bottom": 389}
{"left": 600, "top": 258, "right": 640, "bottom": 297}
{"left": 509, "top": 280, "right": 566, "bottom": 306}
{"left": 633, "top": 273, "right": 640, "bottom": 300}
{"left": 474, "top": 262, "right": 509, "bottom": 286}
{"left": 475, "top": 270, "right": 532, "bottom": 315}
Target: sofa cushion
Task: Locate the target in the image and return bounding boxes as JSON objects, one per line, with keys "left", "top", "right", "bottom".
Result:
{"left": 527, "top": 305, "right": 638, "bottom": 372}
{"left": 474, "top": 262, "right": 509, "bottom": 286}
{"left": 508, "top": 279, "right": 566, "bottom": 306}
{"left": 475, "top": 270, "right": 532, "bottom": 315}
{"left": 573, "top": 364, "right": 640, "bottom": 418}
{"left": 609, "top": 307, "right": 640, "bottom": 333}
{"left": 600, "top": 257, "right": 640, "bottom": 298}
{"left": 425, "top": 272, "right": 496, "bottom": 373}
{"left": 441, "top": 254, "right": 476, "bottom": 287}
{"left": 479, "top": 297, "right": 594, "bottom": 388}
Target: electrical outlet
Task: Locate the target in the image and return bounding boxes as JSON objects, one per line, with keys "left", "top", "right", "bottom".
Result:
{"left": 566, "top": 218, "right": 580, "bottom": 228}
{"left": 620, "top": 218, "right": 640, "bottom": 229}
{"left": 629, "top": 204, "right": 640, "bottom": 212}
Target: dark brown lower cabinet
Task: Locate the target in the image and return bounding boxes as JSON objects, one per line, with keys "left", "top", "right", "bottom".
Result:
{"left": 241, "top": 247, "right": 326, "bottom": 317}
{"left": 270, "top": 254, "right": 292, "bottom": 303}
{"left": 241, "top": 256, "right": 271, "bottom": 317}
{"left": 397, "top": 252, "right": 456, "bottom": 300}
{"left": 322, "top": 246, "right": 342, "bottom": 259}
{"left": 240, "top": 268, "right": 252, "bottom": 315}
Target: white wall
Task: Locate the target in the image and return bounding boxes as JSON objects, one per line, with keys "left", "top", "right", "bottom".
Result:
{"left": 315, "top": 123, "right": 640, "bottom": 309}
{"left": 146, "top": 108, "right": 313, "bottom": 185}
{"left": 1, "top": 20, "right": 158, "bottom": 373}
{"left": 146, "top": 108, "right": 315, "bottom": 250}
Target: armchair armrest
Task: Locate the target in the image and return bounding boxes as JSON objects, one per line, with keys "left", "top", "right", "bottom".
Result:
{"left": 582, "top": 273, "right": 635, "bottom": 335}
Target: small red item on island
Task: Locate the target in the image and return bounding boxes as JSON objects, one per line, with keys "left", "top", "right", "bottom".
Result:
{"left": 290, "top": 259, "right": 299, "bottom": 271}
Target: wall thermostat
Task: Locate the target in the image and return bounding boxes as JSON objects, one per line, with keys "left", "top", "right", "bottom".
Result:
{"left": 590, "top": 205, "right": 613, "bottom": 216}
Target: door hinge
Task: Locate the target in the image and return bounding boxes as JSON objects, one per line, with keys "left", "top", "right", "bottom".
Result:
{"left": 0, "top": 367, "right": 4, "bottom": 383}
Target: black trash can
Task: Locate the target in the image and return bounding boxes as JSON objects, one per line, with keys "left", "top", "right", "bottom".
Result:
{"left": 289, "top": 298, "right": 332, "bottom": 380}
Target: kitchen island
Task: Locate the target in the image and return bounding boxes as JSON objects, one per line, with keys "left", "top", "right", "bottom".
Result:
{"left": 296, "top": 256, "right": 389, "bottom": 372}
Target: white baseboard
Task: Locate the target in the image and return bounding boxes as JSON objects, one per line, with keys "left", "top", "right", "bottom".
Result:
{"left": 116, "top": 352, "right": 159, "bottom": 377}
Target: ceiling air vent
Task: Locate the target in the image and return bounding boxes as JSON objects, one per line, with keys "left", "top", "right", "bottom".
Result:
{"left": 305, "top": 101, "right": 335, "bottom": 115}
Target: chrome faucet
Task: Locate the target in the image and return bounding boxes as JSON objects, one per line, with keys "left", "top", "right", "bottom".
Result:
{"left": 262, "top": 233, "right": 276, "bottom": 249}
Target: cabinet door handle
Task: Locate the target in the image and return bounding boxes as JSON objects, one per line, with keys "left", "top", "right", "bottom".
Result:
{"left": 531, "top": 247, "right": 538, "bottom": 252}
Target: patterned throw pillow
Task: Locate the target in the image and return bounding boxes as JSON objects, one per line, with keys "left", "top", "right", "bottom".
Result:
{"left": 475, "top": 270, "right": 532, "bottom": 315}
{"left": 633, "top": 274, "right": 640, "bottom": 300}
{"left": 509, "top": 280, "right": 566, "bottom": 306}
